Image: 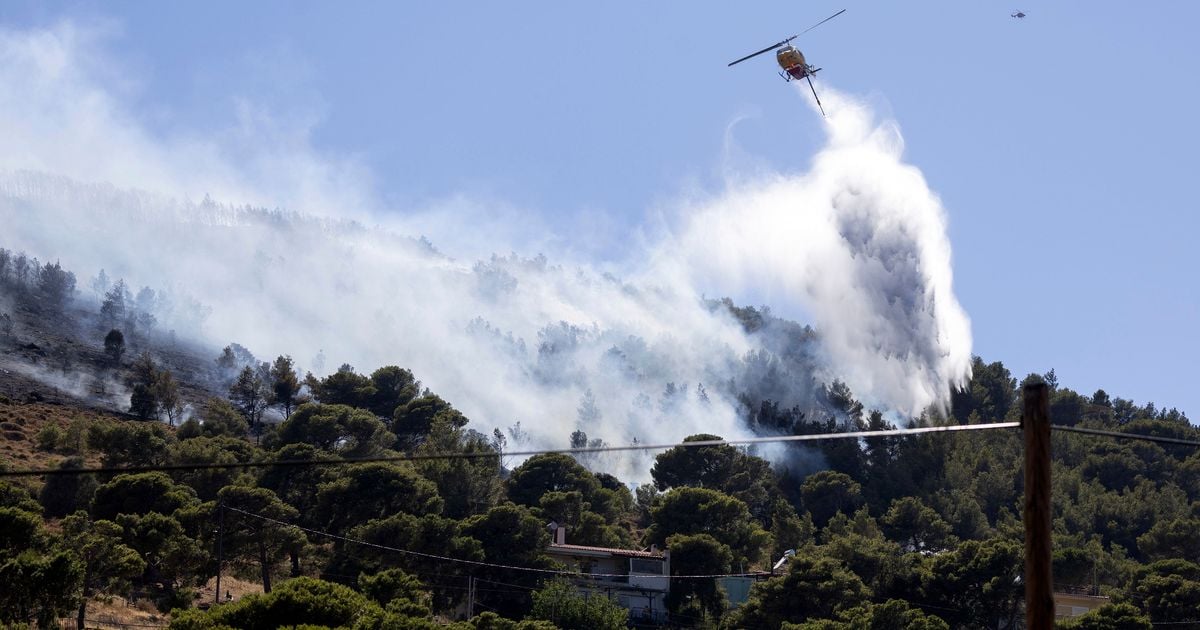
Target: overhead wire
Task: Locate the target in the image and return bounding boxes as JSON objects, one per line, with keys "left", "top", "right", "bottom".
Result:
{"left": 226, "top": 504, "right": 968, "bottom": 621}
{"left": 226, "top": 504, "right": 768, "bottom": 580}
{"left": 9, "top": 409, "right": 1194, "bottom": 616}
{"left": 321, "top": 568, "right": 535, "bottom": 592}
{"left": 3, "top": 419, "right": 1192, "bottom": 480}
{"left": 0, "top": 421, "right": 1022, "bottom": 477}
{"left": 1049, "top": 424, "right": 1200, "bottom": 448}
{"left": 319, "top": 570, "right": 532, "bottom": 595}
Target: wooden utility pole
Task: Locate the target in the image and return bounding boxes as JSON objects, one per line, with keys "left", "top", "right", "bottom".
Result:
{"left": 1023, "top": 383, "right": 1054, "bottom": 629}
{"left": 467, "top": 576, "right": 475, "bottom": 618}
{"left": 214, "top": 500, "right": 225, "bottom": 606}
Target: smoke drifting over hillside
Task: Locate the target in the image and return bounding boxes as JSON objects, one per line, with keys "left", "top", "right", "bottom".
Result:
{"left": 0, "top": 22, "right": 971, "bottom": 478}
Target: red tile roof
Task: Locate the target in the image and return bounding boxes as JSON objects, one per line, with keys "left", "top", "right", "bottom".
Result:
{"left": 547, "top": 543, "right": 666, "bottom": 559}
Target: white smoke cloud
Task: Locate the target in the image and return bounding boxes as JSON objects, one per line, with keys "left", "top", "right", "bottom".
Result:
{"left": 0, "top": 20, "right": 378, "bottom": 221}
{"left": 655, "top": 89, "right": 973, "bottom": 414}
{"left": 0, "top": 21, "right": 971, "bottom": 479}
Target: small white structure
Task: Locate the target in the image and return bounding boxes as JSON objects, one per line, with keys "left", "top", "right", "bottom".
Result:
{"left": 543, "top": 523, "right": 671, "bottom": 624}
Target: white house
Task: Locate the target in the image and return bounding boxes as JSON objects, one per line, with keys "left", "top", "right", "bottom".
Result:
{"left": 543, "top": 523, "right": 671, "bottom": 624}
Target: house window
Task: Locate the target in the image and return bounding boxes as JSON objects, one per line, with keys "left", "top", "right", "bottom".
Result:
{"left": 630, "top": 559, "right": 663, "bottom": 574}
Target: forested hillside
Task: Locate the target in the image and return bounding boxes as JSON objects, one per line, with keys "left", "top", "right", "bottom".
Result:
{"left": 1, "top": 249, "right": 1197, "bottom": 629}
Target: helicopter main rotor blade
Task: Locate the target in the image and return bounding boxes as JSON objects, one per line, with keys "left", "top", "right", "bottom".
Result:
{"left": 727, "top": 37, "right": 795, "bottom": 67}
{"left": 728, "top": 9, "right": 845, "bottom": 68}
{"left": 798, "top": 8, "right": 847, "bottom": 37}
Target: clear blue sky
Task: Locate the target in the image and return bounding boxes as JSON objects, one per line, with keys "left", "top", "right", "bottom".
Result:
{"left": 3, "top": 1, "right": 1197, "bottom": 418}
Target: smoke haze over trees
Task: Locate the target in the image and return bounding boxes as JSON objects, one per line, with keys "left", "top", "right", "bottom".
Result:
{"left": 0, "top": 22, "right": 977, "bottom": 473}
{"left": 0, "top": 295, "right": 1193, "bottom": 627}
{"left": 0, "top": 133, "right": 1194, "bottom": 630}
{"left": 0, "top": 94, "right": 972, "bottom": 478}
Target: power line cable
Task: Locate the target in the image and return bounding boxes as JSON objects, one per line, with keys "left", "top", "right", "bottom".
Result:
{"left": 321, "top": 568, "right": 534, "bottom": 592}
{"left": 1049, "top": 424, "right": 1200, "bottom": 448}
{"left": 320, "top": 570, "right": 531, "bottom": 595}
{"left": 226, "top": 504, "right": 777, "bottom": 580}
{"left": 13, "top": 419, "right": 1192, "bottom": 479}
{"left": 0, "top": 421, "right": 1022, "bottom": 477}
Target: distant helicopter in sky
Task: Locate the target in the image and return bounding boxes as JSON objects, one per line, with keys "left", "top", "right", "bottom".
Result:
{"left": 727, "top": 9, "right": 846, "bottom": 117}
{"left": 1012, "top": 11, "right": 1026, "bottom": 18}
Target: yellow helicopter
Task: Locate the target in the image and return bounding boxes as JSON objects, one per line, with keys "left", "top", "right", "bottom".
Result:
{"left": 728, "top": 9, "right": 846, "bottom": 116}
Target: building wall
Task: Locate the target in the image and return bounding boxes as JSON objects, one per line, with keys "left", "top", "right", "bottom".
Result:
{"left": 1053, "top": 592, "right": 1110, "bottom": 618}
{"left": 545, "top": 550, "right": 670, "bottom": 623}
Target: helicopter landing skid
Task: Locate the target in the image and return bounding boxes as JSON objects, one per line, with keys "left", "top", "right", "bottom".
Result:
{"left": 779, "top": 65, "right": 822, "bottom": 82}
